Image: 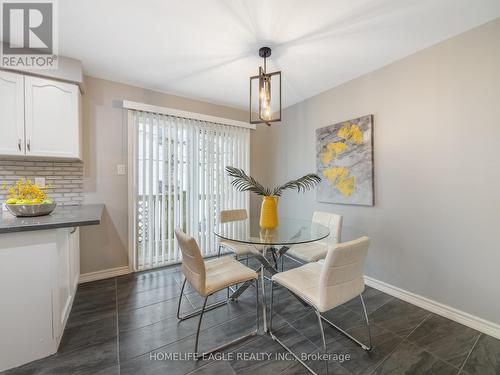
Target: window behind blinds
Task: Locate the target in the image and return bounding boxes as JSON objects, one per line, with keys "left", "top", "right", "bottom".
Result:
{"left": 128, "top": 110, "right": 250, "bottom": 271}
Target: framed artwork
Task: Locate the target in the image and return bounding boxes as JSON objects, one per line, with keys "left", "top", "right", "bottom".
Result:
{"left": 316, "top": 115, "right": 374, "bottom": 206}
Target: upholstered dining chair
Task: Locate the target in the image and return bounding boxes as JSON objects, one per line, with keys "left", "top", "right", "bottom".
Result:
{"left": 217, "top": 209, "right": 257, "bottom": 261}
{"left": 284, "top": 211, "right": 342, "bottom": 265}
{"left": 270, "top": 237, "right": 372, "bottom": 374}
{"left": 175, "top": 228, "right": 259, "bottom": 358}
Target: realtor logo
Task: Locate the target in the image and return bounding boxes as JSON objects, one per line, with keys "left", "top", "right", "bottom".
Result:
{"left": 1, "top": 0, "right": 58, "bottom": 68}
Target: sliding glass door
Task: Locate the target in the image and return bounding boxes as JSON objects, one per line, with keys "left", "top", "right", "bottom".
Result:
{"left": 129, "top": 110, "right": 250, "bottom": 270}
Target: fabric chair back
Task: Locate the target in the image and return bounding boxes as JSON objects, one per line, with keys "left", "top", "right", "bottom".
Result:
{"left": 312, "top": 211, "right": 342, "bottom": 244}
{"left": 319, "top": 236, "right": 370, "bottom": 310}
{"left": 175, "top": 229, "right": 206, "bottom": 294}
{"left": 219, "top": 209, "right": 248, "bottom": 223}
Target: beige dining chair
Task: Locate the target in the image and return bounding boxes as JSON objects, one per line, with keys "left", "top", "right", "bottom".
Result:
{"left": 284, "top": 211, "right": 342, "bottom": 265}
{"left": 217, "top": 209, "right": 255, "bottom": 261}
{"left": 270, "top": 237, "right": 372, "bottom": 374}
{"left": 175, "top": 228, "right": 259, "bottom": 358}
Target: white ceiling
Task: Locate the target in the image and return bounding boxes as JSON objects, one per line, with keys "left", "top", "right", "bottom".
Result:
{"left": 58, "top": 0, "right": 500, "bottom": 109}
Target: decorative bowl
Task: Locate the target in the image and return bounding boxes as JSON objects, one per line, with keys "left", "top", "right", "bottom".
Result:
{"left": 5, "top": 202, "right": 57, "bottom": 217}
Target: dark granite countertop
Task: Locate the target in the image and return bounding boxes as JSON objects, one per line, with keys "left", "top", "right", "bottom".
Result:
{"left": 0, "top": 204, "right": 104, "bottom": 234}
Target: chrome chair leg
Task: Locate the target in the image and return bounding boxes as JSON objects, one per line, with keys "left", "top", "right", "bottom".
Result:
{"left": 192, "top": 279, "right": 260, "bottom": 359}
{"left": 315, "top": 310, "right": 329, "bottom": 375}
{"left": 269, "top": 280, "right": 317, "bottom": 374}
{"left": 177, "top": 278, "right": 228, "bottom": 321}
{"left": 318, "top": 294, "right": 372, "bottom": 351}
{"left": 360, "top": 293, "right": 373, "bottom": 351}
{"left": 194, "top": 295, "right": 209, "bottom": 355}
{"left": 260, "top": 265, "right": 268, "bottom": 332}
{"left": 255, "top": 278, "right": 260, "bottom": 333}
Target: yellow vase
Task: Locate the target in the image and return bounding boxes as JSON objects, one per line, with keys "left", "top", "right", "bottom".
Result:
{"left": 260, "top": 196, "right": 279, "bottom": 229}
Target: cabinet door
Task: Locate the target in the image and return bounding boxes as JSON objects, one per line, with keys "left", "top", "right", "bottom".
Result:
{"left": 0, "top": 71, "right": 25, "bottom": 156}
{"left": 24, "top": 76, "right": 80, "bottom": 159}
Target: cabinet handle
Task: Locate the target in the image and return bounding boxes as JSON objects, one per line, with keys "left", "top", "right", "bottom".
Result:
{"left": 27, "top": 140, "right": 31, "bottom": 152}
{"left": 70, "top": 227, "right": 77, "bottom": 234}
{"left": 18, "top": 139, "right": 21, "bottom": 151}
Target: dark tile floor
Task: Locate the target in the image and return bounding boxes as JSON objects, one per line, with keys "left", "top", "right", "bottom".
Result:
{"left": 3, "top": 257, "right": 500, "bottom": 375}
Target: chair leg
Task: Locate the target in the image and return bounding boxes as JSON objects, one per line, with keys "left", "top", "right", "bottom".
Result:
{"left": 193, "top": 280, "right": 259, "bottom": 359}
{"left": 269, "top": 280, "right": 317, "bottom": 374}
{"left": 315, "top": 310, "right": 329, "bottom": 375}
{"left": 318, "top": 294, "right": 372, "bottom": 351}
{"left": 177, "top": 278, "right": 228, "bottom": 321}
{"left": 194, "top": 295, "right": 209, "bottom": 356}
{"left": 360, "top": 293, "right": 373, "bottom": 351}
{"left": 255, "top": 278, "right": 260, "bottom": 333}
{"left": 269, "top": 280, "right": 274, "bottom": 331}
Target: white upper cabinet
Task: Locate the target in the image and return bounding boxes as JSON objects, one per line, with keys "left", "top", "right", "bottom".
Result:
{"left": 0, "top": 71, "right": 25, "bottom": 156}
{"left": 24, "top": 76, "right": 81, "bottom": 159}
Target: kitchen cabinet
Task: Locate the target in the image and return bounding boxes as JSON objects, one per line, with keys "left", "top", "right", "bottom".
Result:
{"left": 0, "top": 70, "right": 25, "bottom": 156}
{"left": 0, "top": 227, "right": 80, "bottom": 371}
{"left": 24, "top": 76, "right": 81, "bottom": 159}
{"left": 0, "top": 71, "right": 81, "bottom": 160}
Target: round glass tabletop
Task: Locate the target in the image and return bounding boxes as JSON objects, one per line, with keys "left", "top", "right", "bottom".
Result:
{"left": 214, "top": 217, "right": 330, "bottom": 246}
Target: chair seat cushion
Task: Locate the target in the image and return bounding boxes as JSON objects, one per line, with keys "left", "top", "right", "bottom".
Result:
{"left": 220, "top": 240, "right": 262, "bottom": 256}
{"left": 203, "top": 256, "right": 258, "bottom": 296}
{"left": 286, "top": 242, "right": 329, "bottom": 262}
{"left": 272, "top": 262, "right": 323, "bottom": 310}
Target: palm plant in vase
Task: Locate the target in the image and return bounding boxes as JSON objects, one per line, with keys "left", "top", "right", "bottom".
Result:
{"left": 226, "top": 166, "right": 321, "bottom": 229}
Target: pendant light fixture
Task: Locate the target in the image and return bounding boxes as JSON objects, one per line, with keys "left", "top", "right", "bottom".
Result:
{"left": 249, "top": 47, "right": 281, "bottom": 125}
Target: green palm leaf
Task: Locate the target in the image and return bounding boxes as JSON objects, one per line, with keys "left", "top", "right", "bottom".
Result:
{"left": 226, "top": 166, "right": 320, "bottom": 197}
{"left": 225, "top": 166, "right": 272, "bottom": 196}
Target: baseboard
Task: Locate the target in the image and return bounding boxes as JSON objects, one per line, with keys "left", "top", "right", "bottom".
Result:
{"left": 79, "top": 266, "right": 130, "bottom": 284}
{"left": 364, "top": 275, "right": 500, "bottom": 340}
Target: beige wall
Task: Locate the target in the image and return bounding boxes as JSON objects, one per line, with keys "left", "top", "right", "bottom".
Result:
{"left": 253, "top": 18, "right": 500, "bottom": 325}
{"left": 81, "top": 76, "right": 247, "bottom": 274}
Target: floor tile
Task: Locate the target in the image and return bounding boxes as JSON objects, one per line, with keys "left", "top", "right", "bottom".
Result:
{"left": 462, "top": 334, "right": 500, "bottom": 375}
{"left": 59, "top": 316, "right": 117, "bottom": 354}
{"left": 117, "top": 272, "right": 179, "bottom": 295}
{"left": 66, "top": 288, "right": 117, "bottom": 329}
{"left": 342, "top": 286, "right": 394, "bottom": 316}
{"left": 372, "top": 340, "right": 459, "bottom": 375}
{"left": 120, "top": 335, "right": 212, "bottom": 375}
{"left": 288, "top": 307, "right": 361, "bottom": 348}
{"left": 326, "top": 321, "right": 403, "bottom": 375}
{"left": 406, "top": 314, "right": 480, "bottom": 368}
{"left": 118, "top": 295, "right": 191, "bottom": 332}
{"left": 270, "top": 293, "right": 311, "bottom": 324}
{"left": 189, "top": 360, "right": 236, "bottom": 374}
{"left": 3, "top": 338, "right": 118, "bottom": 375}
{"left": 369, "top": 298, "right": 431, "bottom": 338}
{"left": 227, "top": 335, "right": 295, "bottom": 374}
{"left": 117, "top": 282, "right": 181, "bottom": 311}
{"left": 119, "top": 307, "right": 257, "bottom": 361}
{"left": 271, "top": 322, "right": 351, "bottom": 375}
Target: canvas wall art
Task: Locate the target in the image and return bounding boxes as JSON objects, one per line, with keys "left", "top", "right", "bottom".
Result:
{"left": 316, "top": 115, "right": 374, "bottom": 206}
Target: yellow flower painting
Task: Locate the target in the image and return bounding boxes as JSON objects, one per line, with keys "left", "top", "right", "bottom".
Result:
{"left": 316, "top": 115, "right": 374, "bottom": 206}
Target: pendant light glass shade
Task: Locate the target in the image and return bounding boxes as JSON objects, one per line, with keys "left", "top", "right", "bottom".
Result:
{"left": 250, "top": 47, "right": 281, "bottom": 125}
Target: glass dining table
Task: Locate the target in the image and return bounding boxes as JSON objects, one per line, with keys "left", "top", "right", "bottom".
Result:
{"left": 214, "top": 217, "right": 330, "bottom": 332}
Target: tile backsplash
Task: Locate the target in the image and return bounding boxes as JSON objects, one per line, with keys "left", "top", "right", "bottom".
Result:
{"left": 0, "top": 160, "right": 83, "bottom": 206}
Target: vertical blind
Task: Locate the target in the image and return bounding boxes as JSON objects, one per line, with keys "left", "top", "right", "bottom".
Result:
{"left": 129, "top": 110, "right": 250, "bottom": 271}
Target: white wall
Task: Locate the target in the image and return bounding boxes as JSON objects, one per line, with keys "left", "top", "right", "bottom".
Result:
{"left": 252, "top": 18, "right": 500, "bottom": 325}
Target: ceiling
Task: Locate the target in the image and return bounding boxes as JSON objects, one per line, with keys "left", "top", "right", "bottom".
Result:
{"left": 58, "top": 0, "right": 500, "bottom": 109}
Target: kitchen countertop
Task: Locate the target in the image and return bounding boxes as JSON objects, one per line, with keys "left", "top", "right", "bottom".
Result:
{"left": 0, "top": 204, "right": 104, "bottom": 234}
